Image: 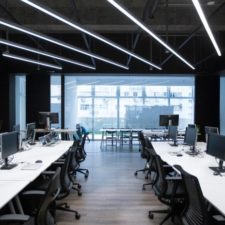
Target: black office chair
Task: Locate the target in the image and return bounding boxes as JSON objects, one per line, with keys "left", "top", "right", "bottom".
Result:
{"left": 149, "top": 154, "right": 185, "bottom": 225}
{"left": 175, "top": 165, "right": 225, "bottom": 225}
{"left": 74, "top": 134, "right": 89, "bottom": 178}
{"left": 134, "top": 131, "right": 150, "bottom": 177}
{"left": 0, "top": 167, "right": 61, "bottom": 225}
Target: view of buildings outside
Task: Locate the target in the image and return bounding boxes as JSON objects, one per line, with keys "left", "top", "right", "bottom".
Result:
{"left": 61, "top": 75, "right": 195, "bottom": 140}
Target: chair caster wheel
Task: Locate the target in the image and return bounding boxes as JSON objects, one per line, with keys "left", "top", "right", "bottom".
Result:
{"left": 65, "top": 205, "right": 70, "bottom": 209}
{"left": 85, "top": 174, "right": 89, "bottom": 178}
{"left": 145, "top": 176, "right": 148, "bottom": 179}
{"left": 78, "top": 191, "right": 82, "bottom": 196}
{"left": 142, "top": 186, "right": 146, "bottom": 191}
{"left": 75, "top": 213, "right": 80, "bottom": 219}
{"left": 78, "top": 184, "right": 82, "bottom": 189}
{"left": 148, "top": 212, "right": 154, "bottom": 219}
{"left": 134, "top": 172, "right": 137, "bottom": 176}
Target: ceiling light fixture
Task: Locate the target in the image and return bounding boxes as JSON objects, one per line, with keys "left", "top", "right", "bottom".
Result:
{"left": 0, "top": 18, "right": 128, "bottom": 70}
{"left": 20, "top": 0, "right": 161, "bottom": 70}
{"left": 0, "top": 38, "right": 95, "bottom": 70}
{"left": 107, "top": 0, "right": 195, "bottom": 70}
{"left": 192, "top": 0, "right": 221, "bottom": 56}
{"left": 2, "top": 52, "right": 62, "bottom": 70}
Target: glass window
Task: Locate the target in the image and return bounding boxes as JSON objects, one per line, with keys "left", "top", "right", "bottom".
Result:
{"left": 50, "top": 75, "right": 61, "bottom": 128}
{"left": 64, "top": 75, "right": 195, "bottom": 139}
{"left": 145, "top": 86, "right": 167, "bottom": 97}
{"left": 95, "top": 86, "right": 117, "bottom": 96}
{"left": 15, "top": 75, "right": 26, "bottom": 132}
{"left": 120, "top": 86, "right": 142, "bottom": 97}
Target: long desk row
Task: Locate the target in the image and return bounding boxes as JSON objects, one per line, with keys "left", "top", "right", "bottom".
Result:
{"left": 152, "top": 141, "right": 225, "bottom": 215}
{"left": 0, "top": 141, "right": 73, "bottom": 209}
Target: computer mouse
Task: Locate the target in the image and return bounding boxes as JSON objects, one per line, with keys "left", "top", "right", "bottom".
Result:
{"left": 176, "top": 154, "right": 183, "bottom": 157}
{"left": 35, "top": 160, "right": 43, "bottom": 163}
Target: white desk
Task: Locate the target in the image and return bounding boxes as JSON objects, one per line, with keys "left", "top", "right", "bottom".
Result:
{"left": 152, "top": 142, "right": 225, "bottom": 215}
{"left": 0, "top": 141, "right": 73, "bottom": 209}
{"left": 0, "top": 180, "right": 28, "bottom": 209}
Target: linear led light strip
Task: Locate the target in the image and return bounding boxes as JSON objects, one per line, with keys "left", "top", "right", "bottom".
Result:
{"left": 192, "top": 0, "right": 221, "bottom": 56}
{"left": 0, "top": 38, "right": 95, "bottom": 70}
{"left": 20, "top": 0, "right": 161, "bottom": 70}
{"left": 3, "top": 52, "right": 62, "bottom": 70}
{"left": 0, "top": 19, "right": 128, "bottom": 70}
{"left": 107, "top": 0, "right": 195, "bottom": 70}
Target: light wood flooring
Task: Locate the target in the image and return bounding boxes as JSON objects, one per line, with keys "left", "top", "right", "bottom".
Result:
{"left": 57, "top": 141, "right": 174, "bottom": 225}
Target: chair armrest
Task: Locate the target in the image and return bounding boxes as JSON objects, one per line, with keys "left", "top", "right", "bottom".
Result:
{"left": 22, "top": 190, "right": 46, "bottom": 196}
{"left": 0, "top": 214, "right": 30, "bottom": 222}
{"left": 42, "top": 170, "right": 55, "bottom": 175}
{"left": 165, "top": 176, "right": 182, "bottom": 181}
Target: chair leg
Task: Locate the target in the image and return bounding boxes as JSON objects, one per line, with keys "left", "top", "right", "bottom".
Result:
{"left": 56, "top": 204, "right": 80, "bottom": 219}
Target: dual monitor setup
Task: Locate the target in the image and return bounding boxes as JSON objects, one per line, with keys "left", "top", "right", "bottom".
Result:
{"left": 0, "top": 112, "right": 59, "bottom": 170}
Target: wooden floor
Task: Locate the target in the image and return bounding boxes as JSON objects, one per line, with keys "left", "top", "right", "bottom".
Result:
{"left": 57, "top": 141, "right": 174, "bottom": 225}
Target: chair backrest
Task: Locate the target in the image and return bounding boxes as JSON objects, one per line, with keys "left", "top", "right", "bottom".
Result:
{"left": 36, "top": 167, "right": 61, "bottom": 225}
{"left": 152, "top": 154, "right": 168, "bottom": 197}
{"left": 76, "top": 134, "right": 87, "bottom": 163}
{"left": 59, "top": 151, "right": 73, "bottom": 197}
{"left": 69, "top": 142, "right": 79, "bottom": 171}
{"left": 175, "top": 165, "right": 210, "bottom": 225}
{"left": 138, "top": 131, "right": 147, "bottom": 157}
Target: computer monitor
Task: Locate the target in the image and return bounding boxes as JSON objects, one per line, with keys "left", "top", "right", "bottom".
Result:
{"left": 206, "top": 133, "right": 225, "bottom": 174}
{"left": 159, "top": 114, "right": 179, "bottom": 127}
{"left": 0, "top": 131, "right": 19, "bottom": 169}
{"left": 184, "top": 127, "right": 197, "bottom": 154}
{"left": 50, "top": 112, "right": 59, "bottom": 124}
{"left": 205, "top": 126, "right": 219, "bottom": 143}
{"left": 26, "top": 122, "right": 36, "bottom": 144}
{"left": 168, "top": 125, "right": 178, "bottom": 146}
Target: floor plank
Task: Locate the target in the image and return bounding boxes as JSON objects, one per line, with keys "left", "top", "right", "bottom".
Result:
{"left": 57, "top": 141, "right": 174, "bottom": 225}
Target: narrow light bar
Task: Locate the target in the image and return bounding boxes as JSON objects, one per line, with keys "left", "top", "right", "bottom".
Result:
{"left": 0, "top": 38, "right": 95, "bottom": 70}
{"left": 20, "top": 0, "right": 161, "bottom": 70}
{"left": 107, "top": 0, "right": 195, "bottom": 70}
{"left": 3, "top": 52, "right": 62, "bottom": 70}
{"left": 192, "top": 0, "right": 221, "bottom": 56}
{"left": 0, "top": 18, "right": 128, "bottom": 70}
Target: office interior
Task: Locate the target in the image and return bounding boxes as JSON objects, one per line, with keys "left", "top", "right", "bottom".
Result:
{"left": 0, "top": 1, "right": 225, "bottom": 225}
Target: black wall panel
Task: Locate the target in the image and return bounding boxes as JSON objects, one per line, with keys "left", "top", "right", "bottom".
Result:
{"left": 26, "top": 72, "right": 50, "bottom": 126}
{"left": 195, "top": 74, "right": 220, "bottom": 141}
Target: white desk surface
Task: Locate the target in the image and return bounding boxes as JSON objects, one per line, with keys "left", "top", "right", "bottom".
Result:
{"left": 0, "top": 141, "right": 73, "bottom": 182}
{"left": 152, "top": 141, "right": 225, "bottom": 215}
{"left": 0, "top": 141, "right": 73, "bottom": 209}
{"left": 0, "top": 180, "right": 28, "bottom": 209}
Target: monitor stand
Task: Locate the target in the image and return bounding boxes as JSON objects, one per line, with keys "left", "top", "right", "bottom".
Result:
{"left": 169, "top": 139, "right": 178, "bottom": 146}
{"left": 186, "top": 145, "right": 198, "bottom": 156}
{"left": 210, "top": 160, "right": 225, "bottom": 175}
{"left": 0, "top": 158, "right": 17, "bottom": 170}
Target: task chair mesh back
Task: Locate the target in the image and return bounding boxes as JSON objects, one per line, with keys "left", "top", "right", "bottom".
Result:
{"left": 37, "top": 167, "right": 61, "bottom": 225}
{"left": 152, "top": 154, "right": 168, "bottom": 197}
{"left": 175, "top": 165, "right": 210, "bottom": 225}
{"left": 58, "top": 151, "right": 73, "bottom": 199}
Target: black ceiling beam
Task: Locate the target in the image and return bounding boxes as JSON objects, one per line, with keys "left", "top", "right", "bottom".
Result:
{"left": 160, "top": 1, "right": 225, "bottom": 67}
{"left": 0, "top": 2, "right": 61, "bottom": 66}
{"left": 71, "top": 0, "right": 96, "bottom": 67}
{"left": 126, "top": 0, "right": 160, "bottom": 67}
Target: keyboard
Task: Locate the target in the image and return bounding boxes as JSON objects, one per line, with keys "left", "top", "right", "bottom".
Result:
{"left": 21, "top": 163, "right": 42, "bottom": 170}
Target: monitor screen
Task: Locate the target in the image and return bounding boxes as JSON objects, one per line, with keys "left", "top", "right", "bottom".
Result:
{"left": 184, "top": 127, "right": 197, "bottom": 146}
{"left": 12, "top": 124, "right": 20, "bottom": 133}
{"left": 205, "top": 126, "right": 219, "bottom": 143}
{"left": 159, "top": 114, "right": 179, "bottom": 126}
{"left": 50, "top": 112, "right": 59, "bottom": 124}
{"left": 38, "top": 112, "right": 50, "bottom": 126}
{"left": 207, "top": 133, "right": 225, "bottom": 160}
{"left": 26, "top": 122, "right": 36, "bottom": 141}
{"left": 1, "top": 131, "right": 18, "bottom": 159}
